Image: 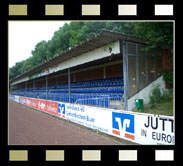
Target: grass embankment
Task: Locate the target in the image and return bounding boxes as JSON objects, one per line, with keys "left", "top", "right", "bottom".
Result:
{"left": 135, "top": 100, "right": 173, "bottom": 116}
{"left": 134, "top": 85, "right": 174, "bottom": 116}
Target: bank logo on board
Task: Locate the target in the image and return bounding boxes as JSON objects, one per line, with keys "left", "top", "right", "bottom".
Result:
{"left": 58, "top": 103, "right": 65, "bottom": 118}
{"left": 112, "top": 112, "right": 135, "bottom": 140}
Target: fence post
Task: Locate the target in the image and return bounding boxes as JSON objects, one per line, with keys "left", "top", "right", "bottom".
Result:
{"left": 46, "top": 75, "right": 48, "bottom": 100}
{"left": 68, "top": 68, "right": 71, "bottom": 103}
{"left": 104, "top": 96, "right": 106, "bottom": 108}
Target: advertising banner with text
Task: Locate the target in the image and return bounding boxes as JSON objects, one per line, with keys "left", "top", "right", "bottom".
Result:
{"left": 111, "top": 111, "right": 174, "bottom": 145}
{"left": 58, "top": 102, "right": 112, "bottom": 134}
{"left": 17, "top": 96, "right": 174, "bottom": 145}
{"left": 20, "top": 97, "right": 59, "bottom": 116}
{"left": 134, "top": 114, "right": 174, "bottom": 145}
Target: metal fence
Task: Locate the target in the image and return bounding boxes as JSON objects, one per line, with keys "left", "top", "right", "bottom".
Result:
{"left": 11, "top": 92, "right": 124, "bottom": 110}
{"left": 73, "top": 94, "right": 124, "bottom": 110}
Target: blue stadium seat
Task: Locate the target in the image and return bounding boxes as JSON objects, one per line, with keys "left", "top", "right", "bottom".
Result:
{"left": 114, "top": 87, "right": 118, "bottom": 93}
{"left": 112, "top": 82, "right": 116, "bottom": 86}
{"left": 12, "top": 77, "right": 124, "bottom": 107}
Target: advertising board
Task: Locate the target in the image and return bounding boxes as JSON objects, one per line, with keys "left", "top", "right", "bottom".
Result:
{"left": 19, "top": 97, "right": 59, "bottom": 116}
{"left": 19, "top": 97, "right": 29, "bottom": 105}
{"left": 57, "top": 102, "right": 174, "bottom": 145}
{"left": 19, "top": 97, "right": 38, "bottom": 109}
{"left": 112, "top": 112, "right": 135, "bottom": 142}
{"left": 28, "top": 98, "right": 38, "bottom": 109}
{"left": 9, "top": 95, "right": 15, "bottom": 101}
{"left": 135, "top": 114, "right": 174, "bottom": 144}
{"left": 17, "top": 96, "right": 174, "bottom": 145}
{"left": 111, "top": 111, "right": 174, "bottom": 145}
{"left": 58, "top": 102, "right": 112, "bottom": 134}
{"left": 14, "top": 95, "right": 20, "bottom": 103}
{"left": 44, "top": 100, "right": 58, "bottom": 116}
{"left": 37, "top": 99, "right": 47, "bottom": 112}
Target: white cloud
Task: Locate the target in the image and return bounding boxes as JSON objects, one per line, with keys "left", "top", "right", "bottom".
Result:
{"left": 8, "top": 21, "right": 70, "bottom": 68}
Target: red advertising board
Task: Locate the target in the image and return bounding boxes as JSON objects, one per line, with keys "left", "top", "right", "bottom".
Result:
{"left": 36, "top": 100, "right": 59, "bottom": 116}
{"left": 45, "top": 100, "right": 59, "bottom": 116}
{"left": 29, "top": 98, "right": 39, "bottom": 109}
{"left": 19, "top": 97, "right": 59, "bottom": 117}
{"left": 20, "top": 97, "right": 38, "bottom": 109}
{"left": 37, "top": 100, "right": 47, "bottom": 112}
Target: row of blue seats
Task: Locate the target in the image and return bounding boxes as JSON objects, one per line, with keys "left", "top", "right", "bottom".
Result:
{"left": 72, "top": 87, "right": 124, "bottom": 93}
{"left": 19, "top": 77, "right": 124, "bottom": 90}
{"left": 50, "top": 87, "right": 124, "bottom": 93}
{"left": 12, "top": 92, "right": 123, "bottom": 101}
{"left": 57, "top": 79, "right": 124, "bottom": 89}
{"left": 72, "top": 77, "right": 123, "bottom": 85}
{"left": 16, "top": 87, "right": 124, "bottom": 94}
{"left": 48, "top": 81, "right": 124, "bottom": 89}
{"left": 70, "top": 80, "right": 124, "bottom": 88}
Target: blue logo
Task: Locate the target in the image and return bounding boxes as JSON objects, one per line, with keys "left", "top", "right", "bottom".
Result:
{"left": 58, "top": 103, "right": 65, "bottom": 118}
{"left": 112, "top": 112, "right": 135, "bottom": 140}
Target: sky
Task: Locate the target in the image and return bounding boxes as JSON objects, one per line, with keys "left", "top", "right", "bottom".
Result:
{"left": 8, "top": 21, "right": 70, "bottom": 68}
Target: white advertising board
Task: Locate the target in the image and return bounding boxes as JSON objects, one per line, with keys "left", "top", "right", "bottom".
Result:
{"left": 58, "top": 102, "right": 112, "bottom": 134}
{"left": 9, "top": 95, "right": 15, "bottom": 101}
{"left": 134, "top": 113, "right": 174, "bottom": 145}
{"left": 58, "top": 102, "right": 174, "bottom": 145}
{"left": 14, "top": 95, "right": 20, "bottom": 103}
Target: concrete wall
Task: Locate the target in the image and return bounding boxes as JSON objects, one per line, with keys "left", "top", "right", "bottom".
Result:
{"left": 128, "top": 75, "right": 166, "bottom": 111}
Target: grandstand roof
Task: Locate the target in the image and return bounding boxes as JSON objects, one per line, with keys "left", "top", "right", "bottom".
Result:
{"left": 10, "top": 30, "right": 147, "bottom": 84}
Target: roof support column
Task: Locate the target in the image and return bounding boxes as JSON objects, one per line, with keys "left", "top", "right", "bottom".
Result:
{"left": 136, "top": 44, "right": 139, "bottom": 92}
{"left": 68, "top": 69, "right": 71, "bottom": 103}
{"left": 33, "top": 79, "right": 35, "bottom": 92}
{"left": 25, "top": 82, "right": 27, "bottom": 90}
{"left": 103, "top": 66, "right": 106, "bottom": 79}
{"left": 25, "top": 82, "right": 27, "bottom": 97}
{"left": 121, "top": 40, "right": 128, "bottom": 111}
{"left": 56, "top": 76, "right": 57, "bottom": 86}
{"left": 46, "top": 75, "right": 48, "bottom": 100}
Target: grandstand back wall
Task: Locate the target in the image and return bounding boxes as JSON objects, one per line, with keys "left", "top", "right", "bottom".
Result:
{"left": 72, "top": 62, "right": 123, "bottom": 82}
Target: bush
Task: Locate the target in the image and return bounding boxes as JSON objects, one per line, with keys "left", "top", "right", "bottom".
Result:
{"left": 149, "top": 84, "right": 173, "bottom": 109}
{"left": 150, "top": 95, "right": 156, "bottom": 109}
{"left": 163, "top": 70, "right": 173, "bottom": 88}
{"left": 151, "top": 84, "right": 161, "bottom": 103}
{"left": 161, "top": 88, "right": 173, "bottom": 103}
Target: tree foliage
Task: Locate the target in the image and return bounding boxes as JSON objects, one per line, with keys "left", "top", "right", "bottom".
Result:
{"left": 132, "top": 22, "right": 173, "bottom": 49}
{"left": 9, "top": 22, "right": 173, "bottom": 80}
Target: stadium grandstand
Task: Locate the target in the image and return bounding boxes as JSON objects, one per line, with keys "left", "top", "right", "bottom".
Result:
{"left": 9, "top": 30, "right": 171, "bottom": 111}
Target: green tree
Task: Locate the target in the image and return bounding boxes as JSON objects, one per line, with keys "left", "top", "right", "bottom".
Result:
{"left": 31, "top": 40, "right": 49, "bottom": 65}
{"left": 9, "top": 61, "right": 25, "bottom": 80}
{"left": 132, "top": 22, "right": 173, "bottom": 50}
